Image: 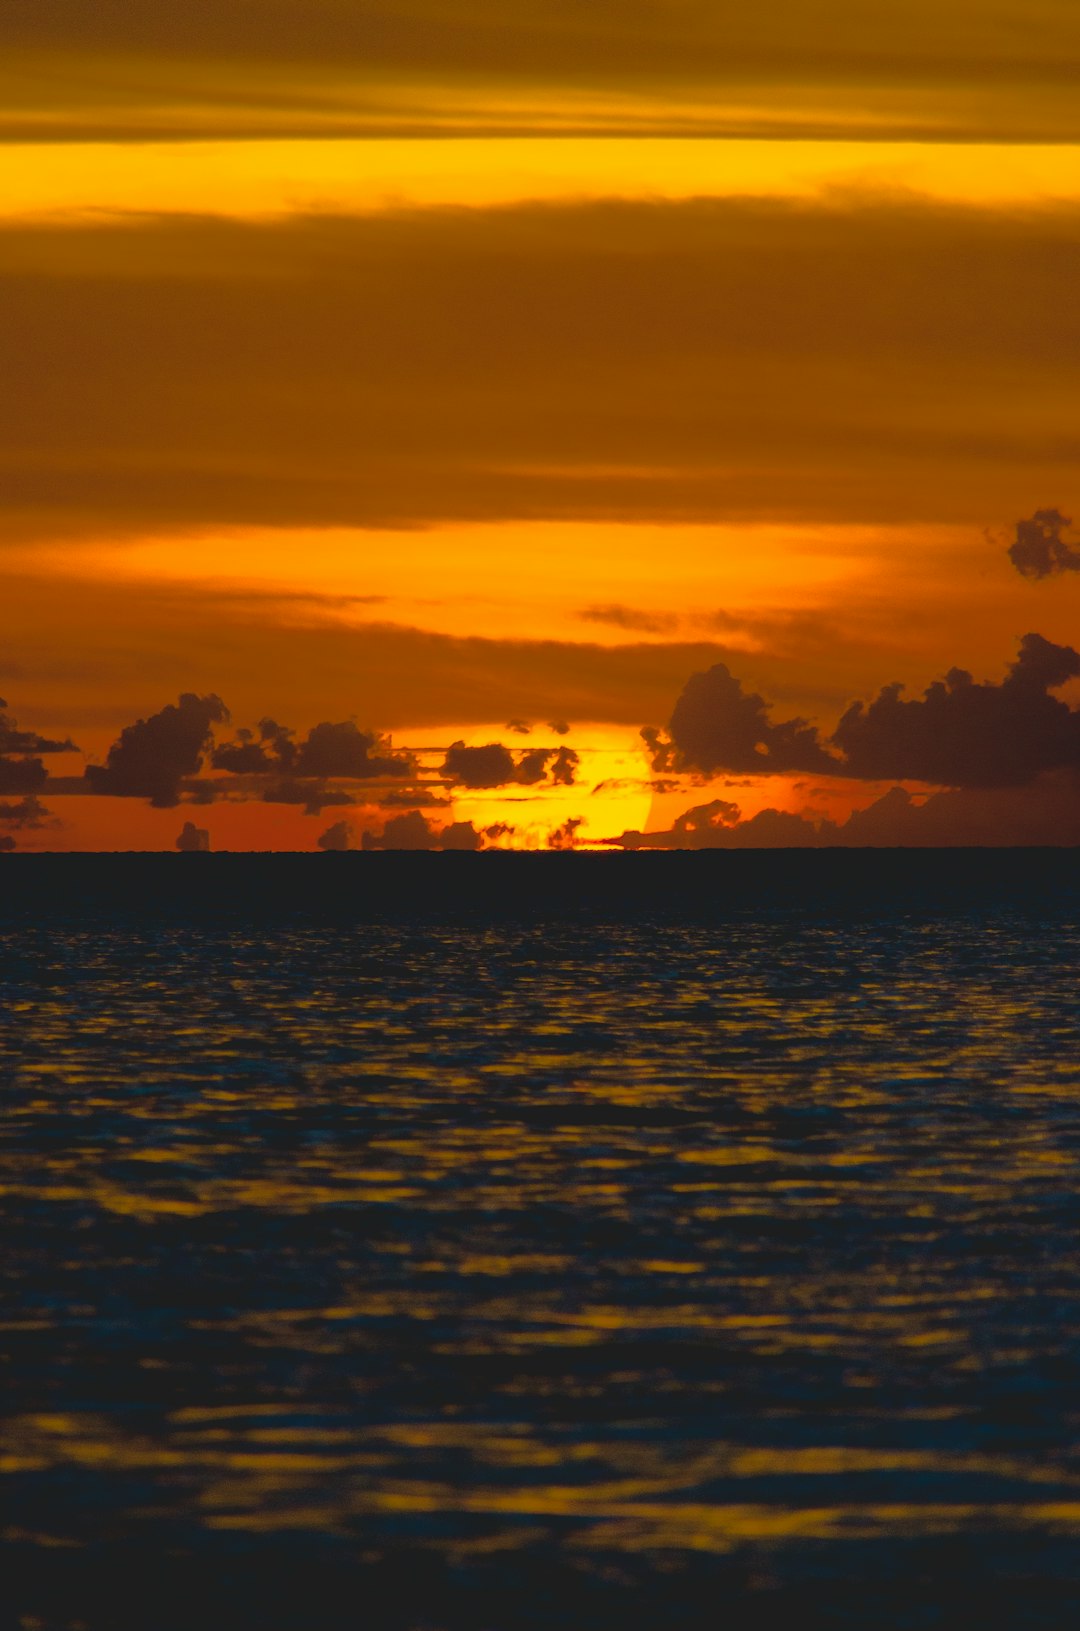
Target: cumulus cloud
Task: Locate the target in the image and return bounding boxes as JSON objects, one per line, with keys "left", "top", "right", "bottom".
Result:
{"left": 317, "top": 819, "right": 355, "bottom": 851}
{"left": 0, "top": 794, "right": 51, "bottom": 829}
{"left": 294, "top": 720, "right": 414, "bottom": 779}
{"left": 1007, "top": 509, "right": 1080, "bottom": 579}
{"left": 648, "top": 663, "right": 835, "bottom": 777}
{"left": 175, "top": 821, "right": 210, "bottom": 852}
{"left": 832, "top": 633, "right": 1080, "bottom": 786}
{"left": 360, "top": 809, "right": 482, "bottom": 850}
{"left": 210, "top": 724, "right": 280, "bottom": 774}
{"left": 0, "top": 834, "right": 14, "bottom": 852}
{"left": 85, "top": 693, "right": 228, "bottom": 806}
{"left": 441, "top": 740, "right": 579, "bottom": 788}
{"left": 0, "top": 699, "right": 75, "bottom": 757}
{"left": 0, "top": 757, "right": 46, "bottom": 795}
{"left": 651, "top": 635, "right": 1080, "bottom": 789}
{"left": 438, "top": 819, "right": 484, "bottom": 851}
{"left": 0, "top": 697, "right": 74, "bottom": 800}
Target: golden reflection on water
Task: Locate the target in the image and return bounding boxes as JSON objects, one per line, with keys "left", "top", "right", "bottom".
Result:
{"left": 3, "top": 914, "right": 1080, "bottom": 1605}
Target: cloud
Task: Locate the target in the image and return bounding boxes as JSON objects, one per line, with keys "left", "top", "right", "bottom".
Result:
{"left": 175, "top": 820, "right": 210, "bottom": 852}
{"left": 832, "top": 633, "right": 1080, "bottom": 786}
{"left": 1008, "top": 508, "right": 1080, "bottom": 579}
{"left": 506, "top": 719, "right": 531, "bottom": 735}
{"left": 0, "top": 699, "right": 75, "bottom": 756}
{"left": 212, "top": 717, "right": 300, "bottom": 774}
{"left": 0, "top": 794, "right": 51, "bottom": 829}
{"left": 293, "top": 720, "right": 414, "bottom": 779}
{"left": 6, "top": 1, "right": 1080, "bottom": 142}
{"left": 548, "top": 720, "right": 571, "bottom": 736}
{"left": 611, "top": 769, "right": 1080, "bottom": 849}
{"left": 441, "top": 739, "right": 579, "bottom": 788}
{"left": 317, "top": 819, "right": 355, "bottom": 851}
{"left": 650, "top": 662, "right": 835, "bottom": 776}
{"left": 84, "top": 692, "right": 228, "bottom": 806}
{"left": 5, "top": 198, "right": 1080, "bottom": 540}
{"left": 650, "top": 634, "right": 1080, "bottom": 789}
{"left": 0, "top": 696, "right": 74, "bottom": 800}
{"left": 360, "top": 809, "right": 482, "bottom": 850}
{"left": 0, "top": 834, "right": 14, "bottom": 851}
{"left": 547, "top": 817, "right": 583, "bottom": 850}
{"left": 0, "top": 757, "right": 47, "bottom": 795}
{"left": 438, "top": 820, "right": 484, "bottom": 851}
{"left": 579, "top": 604, "right": 681, "bottom": 635}
{"left": 261, "top": 779, "right": 354, "bottom": 816}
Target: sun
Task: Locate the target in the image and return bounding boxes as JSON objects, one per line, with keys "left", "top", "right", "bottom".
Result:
{"left": 438, "top": 721, "right": 654, "bottom": 848}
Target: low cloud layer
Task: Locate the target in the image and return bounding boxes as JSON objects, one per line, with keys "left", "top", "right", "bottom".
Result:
{"left": 614, "top": 772, "right": 1080, "bottom": 850}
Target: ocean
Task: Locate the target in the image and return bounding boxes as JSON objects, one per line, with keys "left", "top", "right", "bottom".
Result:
{"left": 3, "top": 853, "right": 1080, "bottom": 1628}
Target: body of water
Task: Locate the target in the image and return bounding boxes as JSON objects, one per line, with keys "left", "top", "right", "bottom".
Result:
{"left": 3, "top": 855, "right": 1080, "bottom": 1627}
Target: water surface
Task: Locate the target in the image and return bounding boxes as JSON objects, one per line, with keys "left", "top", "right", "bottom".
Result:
{"left": 3, "top": 857, "right": 1080, "bottom": 1627}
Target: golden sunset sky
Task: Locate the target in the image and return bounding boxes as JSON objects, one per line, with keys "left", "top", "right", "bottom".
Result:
{"left": 3, "top": 1, "right": 1080, "bottom": 850}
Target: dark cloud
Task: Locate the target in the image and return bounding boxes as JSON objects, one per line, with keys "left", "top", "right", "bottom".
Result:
{"left": 0, "top": 696, "right": 73, "bottom": 801}
{"left": 214, "top": 716, "right": 412, "bottom": 794}
{"left": 0, "top": 699, "right": 75, "bottom": 756}
{"left": 85, "top": 692, "right": 228, "bottom": 806}
{"left": 547, "top": 817, "right": 583, "bottom": 850}
{"left": 506, "top": 719, "right": 531, "bottom": 735}
{"left": 5, "top": 1, "right": 1080, "bottom": 142}
{"left": 175, "top": 820, "right": 210, "bottom": 852}
{"left": 210, "top": 728, "right": 276, "bottom": 775}
{"left": 832, "top": 633, "right": 1080, "bottom": 786}
{"left": 4, "top": 199, "right": 1080, "bottom": 539}
{"left": 611, "top": 769, "right": 1080, "bottom": 850}
{"left": 379, "top": 788, "right": 452, "bottom": 809}
{"left": 0, "top": 834, "right": 14, "bottom": 852}
{"left": 652, "top": 663, "right": 835, "bottom": 776}
{"left": 1008, "top": 508, "right": 1080, "bottom": 579}
{"left": 317, "top": 819, "right": 355, "bottom": 852}
{"left": 441, "top": 740, "right": 579, "bottom": 788}
{"left": 580, "top": 604, "right": 680, "bottom": 635}
{"left": 652, "top": 634, "right": 1080, "bottom": 788}
{"left": 550, "top": 746, "right": 579, "bottom": 786}
{"left": 0, "top": 756, "right": 47, "bottom": 795}
{"left": 294, "top": 721, "right": 414, "bottom": 779}
{"left": 360, "top": 809, "right": 481, "bottom": 850}
{"left": 438, "top": 820, "right": 483, "bottom": 852}
{"left": 261, "top": 780, "right": 354, "bottom": 816}
{"left": 0, "top": 794, "right": 51, "bottom": 829}
{"left": 548, "top": 721, "right": 571, "bottom": 736}
{"left": 210, "top": 716, "right": 297, "bottom": 774}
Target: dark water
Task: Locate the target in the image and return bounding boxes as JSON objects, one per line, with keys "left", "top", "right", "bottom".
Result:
{"left": 4, "top": 856, "right": 1080, "bottom": 1628}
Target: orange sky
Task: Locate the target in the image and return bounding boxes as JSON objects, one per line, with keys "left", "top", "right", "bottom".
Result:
{"left": 3, "top": 3, "right": 1080, "bottom": 851}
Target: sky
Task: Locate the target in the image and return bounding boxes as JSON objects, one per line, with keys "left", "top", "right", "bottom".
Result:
{"left": 3, "top": 1, "right": 1080, "bottom": 851}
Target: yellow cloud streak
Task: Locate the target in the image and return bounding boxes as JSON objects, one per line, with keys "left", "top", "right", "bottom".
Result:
{"left": 8, "top": 137, "right": 1080, "bottom": 223}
